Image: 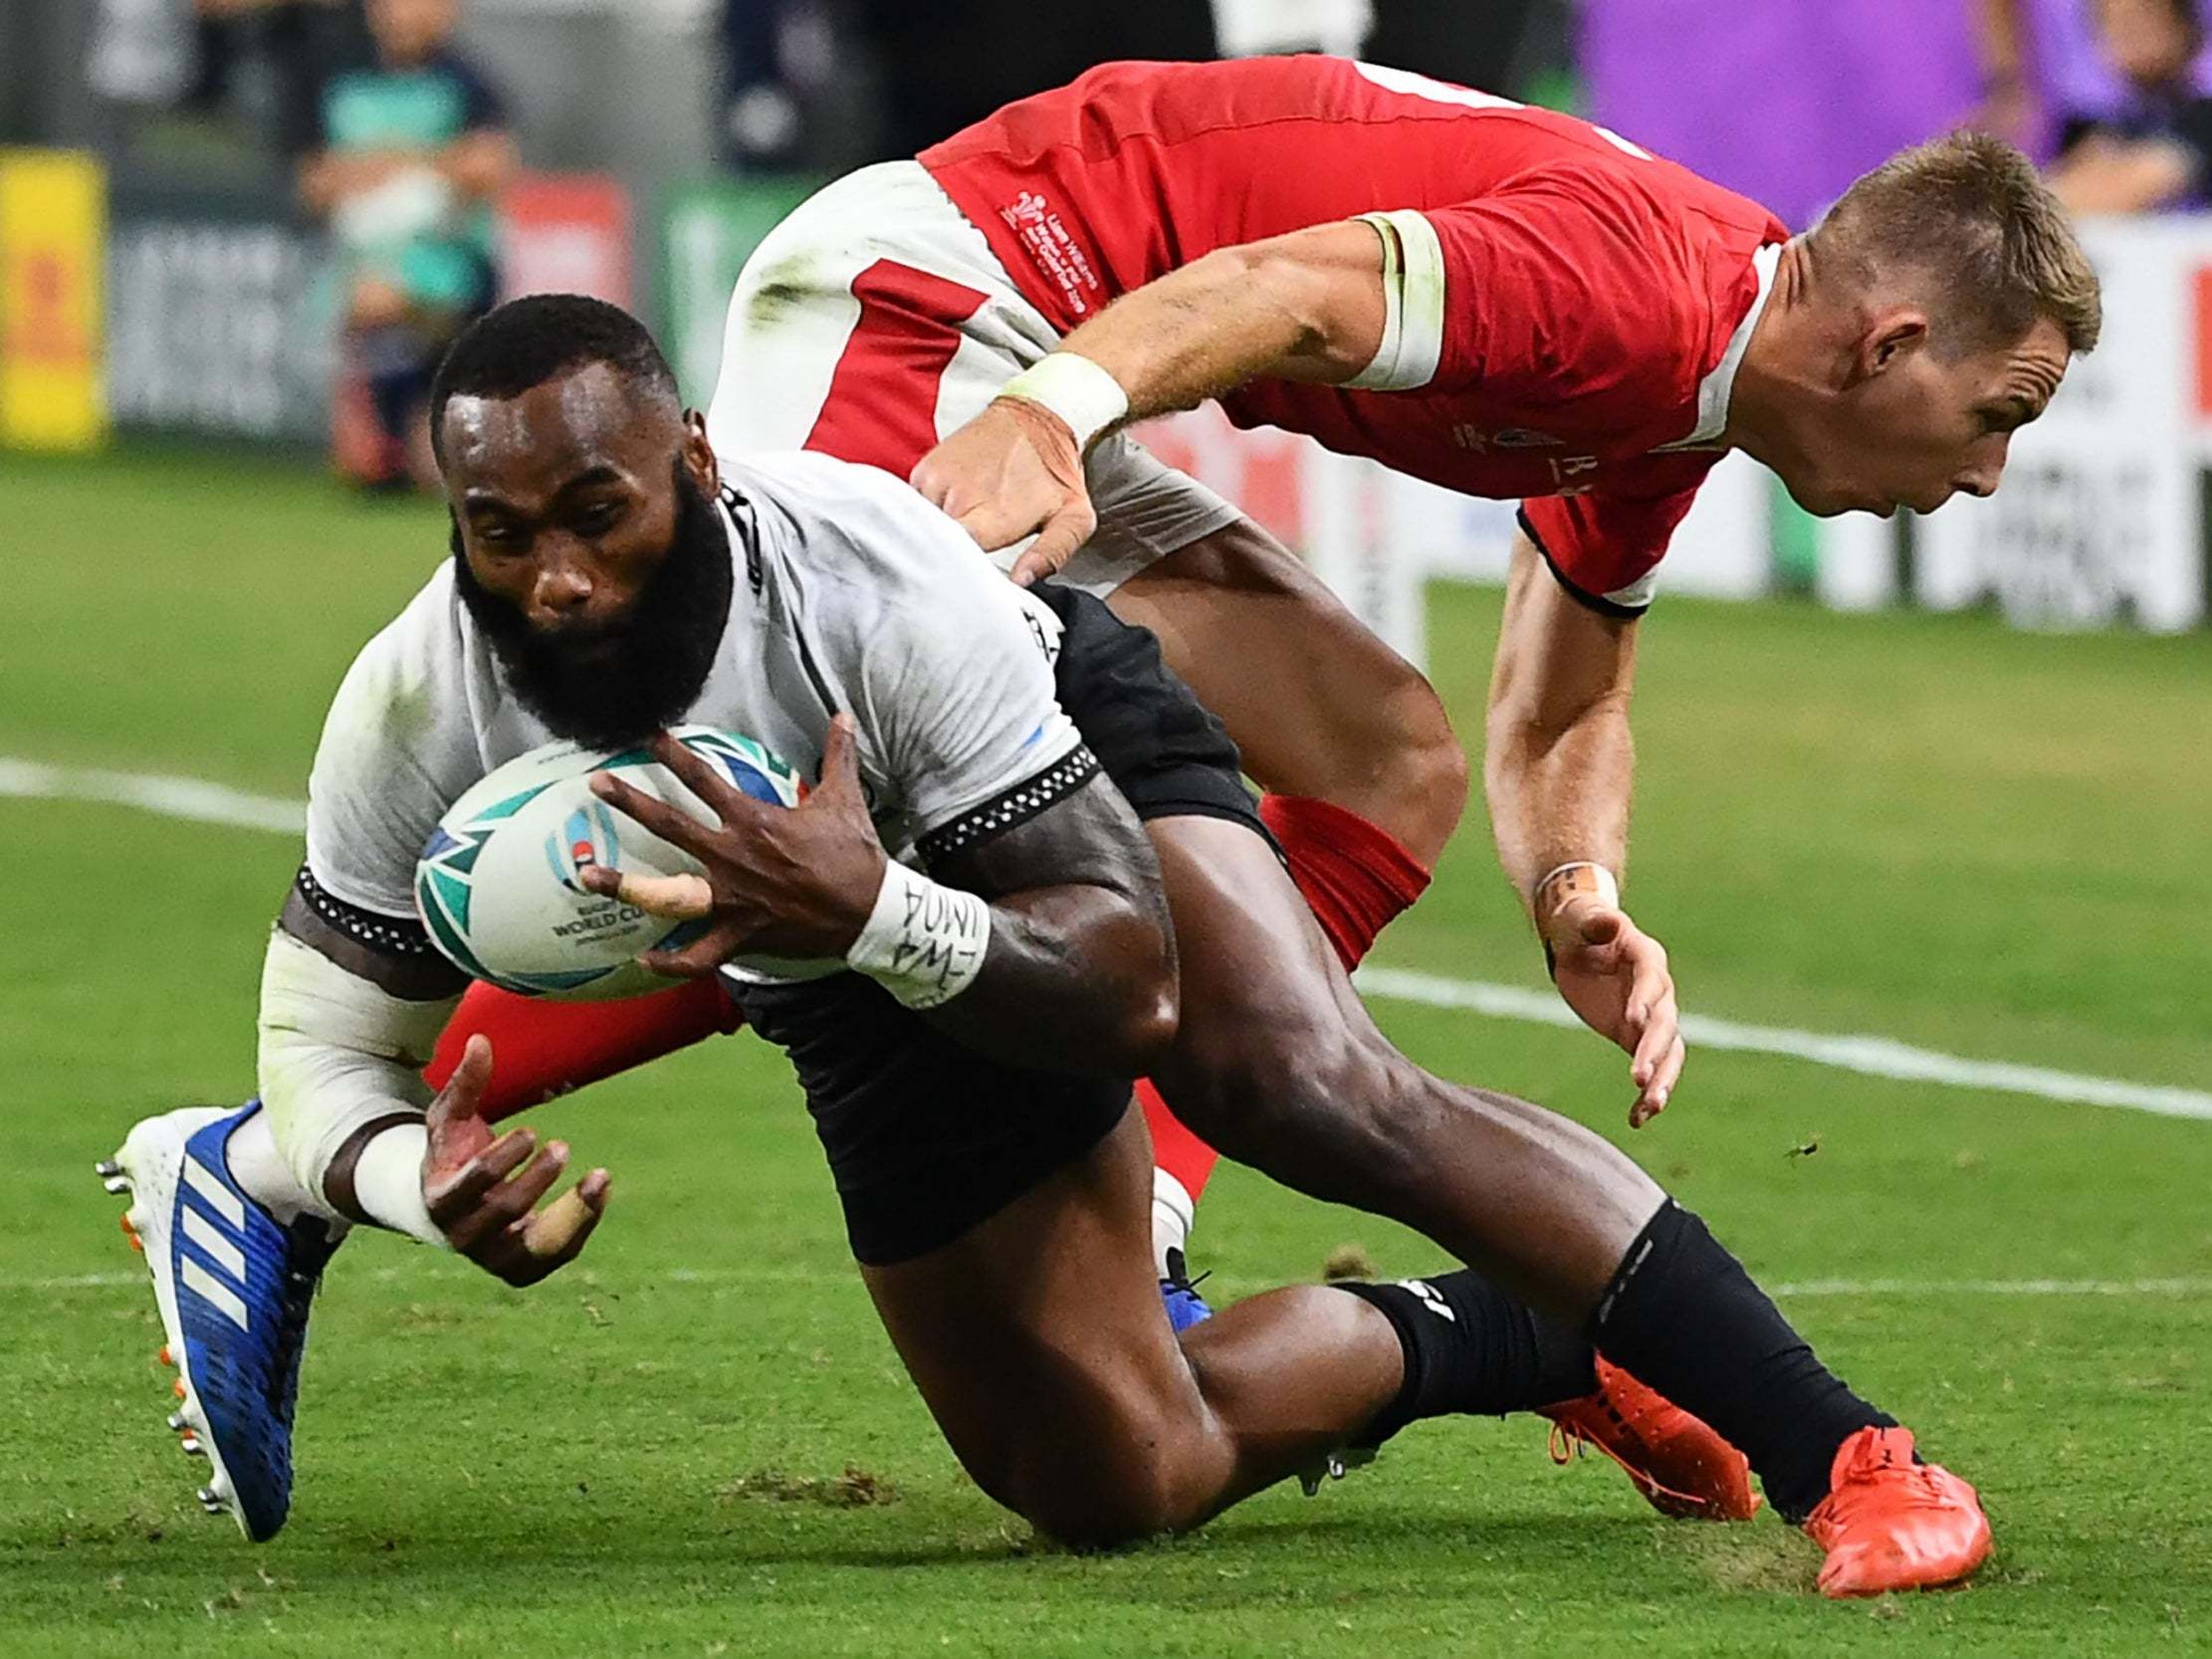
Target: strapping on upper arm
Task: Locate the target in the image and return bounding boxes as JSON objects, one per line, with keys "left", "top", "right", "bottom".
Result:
{"left": 280, "top": 870, "right": 469, "bottom": 1001}
{"left": 926, "top": 765, "right": 1167, "bottom": 933}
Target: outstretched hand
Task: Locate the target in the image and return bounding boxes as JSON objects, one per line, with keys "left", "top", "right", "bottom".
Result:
{"left": 421, "top": 1035, "right": 610, "bottom": 1286}
{"left": 1540, "top": 899, "right": 1685, "bottom": 1130}
{"left": 581, "top": 716, "right": 887, "bottom": 977}
{"left": 911, "top": 398, "right": 1098, "bottom": 585}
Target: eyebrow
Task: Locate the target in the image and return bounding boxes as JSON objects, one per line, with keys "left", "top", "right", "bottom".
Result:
{"left": 462, "top": 465, "right": 628, "bottom": 514}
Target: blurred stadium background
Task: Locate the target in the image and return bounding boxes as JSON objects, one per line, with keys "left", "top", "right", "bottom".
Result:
{"left": 3, "top": 2, "right": 2208, "bottom": 1652}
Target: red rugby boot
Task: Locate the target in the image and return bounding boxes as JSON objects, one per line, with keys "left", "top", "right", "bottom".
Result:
{"left": 1541, "top": 1356, "right": 1759, "bottom": 1521}
{"left": 1804, "top": 1426, "right": 1992, "bottom": 1597}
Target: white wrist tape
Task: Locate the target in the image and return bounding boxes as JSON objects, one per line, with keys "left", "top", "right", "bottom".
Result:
{"left": 845, "top": 860, "right": 991, "bottom": 1009}
{"left": 345, "top": 1122, "right": 447, "bottom": 1248}
{"left": 1536, "top": 861, "right": 1622, "bottom": 913}
{"left": 996, "top": 352, "right": 1130, "bottom": 451}
{"left": 257, "top": 928, "right": 451, "bottom": 1239}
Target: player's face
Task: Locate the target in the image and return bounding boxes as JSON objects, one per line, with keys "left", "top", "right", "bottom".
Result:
{"left": 441, "top": 365, "right": 735, "bottom": 748}
{"left": 367, "top": 0, "right": 457, "bottom": 66}
{"left": 1788, "top": 314, "right": 2071, "bottom": 519}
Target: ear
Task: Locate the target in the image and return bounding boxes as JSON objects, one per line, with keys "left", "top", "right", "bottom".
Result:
{"left": 680, "top": 409, "right": 719, "bottom": 496}
{"left": 1855, "top": 310, "right": 1930, "bottom": 382}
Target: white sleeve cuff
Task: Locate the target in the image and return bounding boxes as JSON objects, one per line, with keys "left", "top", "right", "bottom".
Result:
{"left": 1345, "top": 210, "right": 1446, "bottom": 391}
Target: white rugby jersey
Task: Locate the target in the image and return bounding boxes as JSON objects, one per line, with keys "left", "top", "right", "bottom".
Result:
{"left": 304, "top": 449, "right": 1086, "bottom": 924}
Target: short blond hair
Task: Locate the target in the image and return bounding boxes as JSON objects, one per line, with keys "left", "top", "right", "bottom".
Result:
{"left": 1812, "top": 131, "right": 2102, "bottom": 355}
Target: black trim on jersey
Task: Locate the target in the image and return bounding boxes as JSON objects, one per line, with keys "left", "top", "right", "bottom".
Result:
{"left": 721, "top": 484, "right": 765, "bottom": 593}
{"left": 1517, "top": 509, "right": 1652, "bottom": 621}
{"left": 915, "top": 744, "right": 1103, "bottom": 864}
{"left": 294, "top": 865, "right": 434, "bottom": 959}
{"left": 721, "top": 486, "right": 838, "bottom": 719}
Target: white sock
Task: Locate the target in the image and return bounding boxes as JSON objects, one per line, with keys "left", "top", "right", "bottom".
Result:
{"left": 1151, "top": 1166, "right": 1195, "bottom": 1280}
{"left": 225, "top": 1106, "right": 341, "bottom": 1228}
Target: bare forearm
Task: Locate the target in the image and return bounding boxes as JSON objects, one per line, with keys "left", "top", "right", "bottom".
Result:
{"left": 913, "top": 775, "right": 1179, "bottom": 1074}
{"left": 1050, "top": 222, "right": 1386, "bottom": 421}
{"left": 1484, "top": 701, "right": 1634, "bottom": 912}
{"left": 1484, "top": 539, "right": 1642, "bottom": 912}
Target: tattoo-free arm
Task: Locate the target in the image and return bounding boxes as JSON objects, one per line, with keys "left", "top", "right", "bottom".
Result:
{"left": 917, "top": 770, "right": 1179, "bottom": 1076}
{"left": 1483, "top": 532, "right": 1640, "bottom": 913}
{"left": 1051, "top": 220, "right": 1391, "bottom": 419}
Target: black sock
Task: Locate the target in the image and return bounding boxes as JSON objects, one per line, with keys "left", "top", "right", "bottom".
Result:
{"left": 1334, "top": 1270, "right": 1596, "bottom": 1445}
{"left": 1591, "top": 1201, "right": 1892, "bottom": 1523}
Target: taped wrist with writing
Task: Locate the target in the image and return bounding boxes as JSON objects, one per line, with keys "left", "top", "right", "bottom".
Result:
{"left": 846, "top": 861, "right": 991, "bottom": 1009}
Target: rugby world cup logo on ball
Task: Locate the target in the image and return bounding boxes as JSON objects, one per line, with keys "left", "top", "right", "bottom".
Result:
{"left": 414, "top": 726, "right": 804, "bottom": 1000}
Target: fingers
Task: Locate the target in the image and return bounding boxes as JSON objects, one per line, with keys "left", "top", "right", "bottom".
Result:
{"left": 440, "top": 1138, "right": 571, "bottom": 1254}
{"left": 1620, "top": 930, "right": 1680, "bottom": 1127}
{"left": 520, "top": 1170, "right": 610, "bottom": 1265}
{"left": 424, "top": 1124, "right": 538, "bottom": 1214}
{"left": 636, "top": 917, "right": 751, "bottom": 979}
{"left": 425, "top": 1034, "right": 493, "bottom": 1133}
{"left": 816, "top": 713, "right": 862, "bottom": 798}
{"left": 1630, "top": 1034, "right": 1686, "bottom": 1130}
{"left": 1008, "top": 500, "right": 1097, "bottom": 587}
{"left": 424, "top": 1036, "right": 498, "bottom": 1175}
{"left": 579, "top": 864, "right": 714, "bottom": 919}
{"left": 646, "top": 730, "right": 749, "bottom": 825}
{"left": 586, "top": 767, "right": 715, "bottom": 859}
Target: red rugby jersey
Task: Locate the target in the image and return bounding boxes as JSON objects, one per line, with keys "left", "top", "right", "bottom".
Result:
{"left": 920, "top": 56, "right": 1789, "bottom": 611}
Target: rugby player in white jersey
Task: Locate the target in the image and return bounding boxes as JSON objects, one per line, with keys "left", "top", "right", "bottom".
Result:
{"left": 105, "top": 298, "right": 1987, "bottom": 1593}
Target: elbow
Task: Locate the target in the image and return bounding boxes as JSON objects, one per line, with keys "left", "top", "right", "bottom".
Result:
{"left": 1097, "top": 907, "right": 1181, "bottom": 1073}
{"left": 1116, "top": 965, "right": 1181, "bottom": 1075}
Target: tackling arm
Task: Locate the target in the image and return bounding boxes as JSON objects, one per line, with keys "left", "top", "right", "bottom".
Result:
{"left": 1045, "top": 219, "right": 1393, "bottom": 419}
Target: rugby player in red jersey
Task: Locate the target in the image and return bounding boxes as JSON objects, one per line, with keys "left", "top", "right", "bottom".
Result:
{"left": 422, "top": 57, "right": 2097, "bottom": 1288}
{"left": 142, "top": 60, "right": 2086, "bottom": 1591}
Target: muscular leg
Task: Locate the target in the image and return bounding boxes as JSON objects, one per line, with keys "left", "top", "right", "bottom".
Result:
{"left": 1109, "top": 518, "right": 1468, "bottom": 867}
{"left": 861, "top": 1107, "right": 1405, "bottom": 1545}
{"left": 1147, "top": 815, "right": 1660, "bottom": 1305}
{"left": 1143, "top": 814, "right": 1897, "bottom": 1524}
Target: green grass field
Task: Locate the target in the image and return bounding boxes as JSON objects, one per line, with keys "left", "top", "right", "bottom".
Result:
{"left": 4, "top": 446, "right": 2209, "bottom": 1657}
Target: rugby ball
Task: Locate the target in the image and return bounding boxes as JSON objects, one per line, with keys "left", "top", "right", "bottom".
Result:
{"left": 414, "top": 726, "right": 824, "bottom": 1000}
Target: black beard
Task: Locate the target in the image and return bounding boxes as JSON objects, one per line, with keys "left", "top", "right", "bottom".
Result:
{"left": 453, "top": 463, "right": 736, "bottom": 751}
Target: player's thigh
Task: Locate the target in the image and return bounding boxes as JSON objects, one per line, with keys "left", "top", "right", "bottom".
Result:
{"left": 1108, "top": 516, "right": 1468, "bottom": 855}
{"left": 857, "top": 1108, "right": 1231, "bottom": 1543}
{"left": 1142, "top": 814, "right": 1419, "bottom": 1192}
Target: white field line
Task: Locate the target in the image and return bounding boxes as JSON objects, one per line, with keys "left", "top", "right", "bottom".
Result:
{"left": 0, "top": 757, "right": 304, "bottom": 834}
{"left": 4, "top": 755, "right": 2208, "bottom": 1124}
{"left": 1355, "top": 966, "right": 2212, "bottom": 1124}
{"left": 13, "top": 1268, "right": 2212, "bottom": 1299}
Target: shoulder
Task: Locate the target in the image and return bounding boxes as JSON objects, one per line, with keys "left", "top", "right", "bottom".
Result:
{"left": 314, "top": 563, "right": 491, "bottom": 808}
{"left": 727, "top": 451, "right": 1004, "bottom": 615}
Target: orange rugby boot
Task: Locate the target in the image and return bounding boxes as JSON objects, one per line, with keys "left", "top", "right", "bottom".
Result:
{"left": 1541, "top": 1356, "right": 1759, "bottom": 1521}
{"left": 1803, "top": 1426, "right": 1992, "bottom": 1597}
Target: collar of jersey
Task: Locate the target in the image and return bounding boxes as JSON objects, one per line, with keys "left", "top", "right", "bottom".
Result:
{"left": 1654, "top": 241, "right": 1782, "bottom": 455}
